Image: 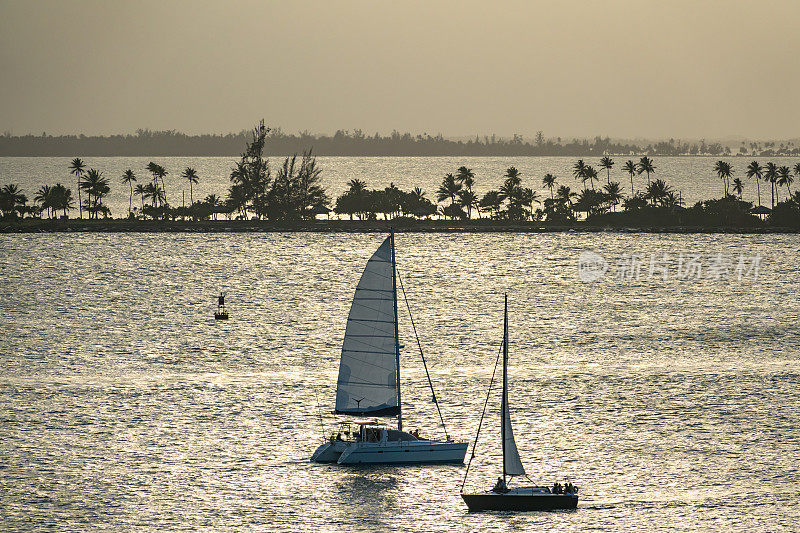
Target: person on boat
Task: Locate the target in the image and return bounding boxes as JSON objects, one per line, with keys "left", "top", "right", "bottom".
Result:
{"left": 336, "top": 432, "right": 343, "bottom": 441}
{"left": 411, "top": 429, "right": 419, "bottom": 439}
{"left": 492, "top": 477, "right": 509, "bottom": 494}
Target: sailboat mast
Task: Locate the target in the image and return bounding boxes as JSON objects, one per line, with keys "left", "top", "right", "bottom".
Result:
{"left": 501, "top": 293, "right": 508, "bottom": 480}
{"left": 390, "top": 229, "right": 403, "bottom": 431}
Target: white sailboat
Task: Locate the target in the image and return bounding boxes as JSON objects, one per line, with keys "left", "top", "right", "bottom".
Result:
{"left": 311, "top": 232, "right": 468, "bottom": 465}
{"left": 461, "top": 295, "right": 579, "bottom": 511}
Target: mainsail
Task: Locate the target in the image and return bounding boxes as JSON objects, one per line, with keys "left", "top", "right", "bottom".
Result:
{"left": 501, "top": 295, "right": 526, "bottom": 476}
{"left": 335, "top": 236, "right": 400, "bottom": 416}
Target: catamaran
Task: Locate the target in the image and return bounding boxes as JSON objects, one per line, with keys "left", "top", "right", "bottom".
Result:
{"left": 311, "top": 232, "right": 468, "bottom": 465}
{"left": 461, "top": 295, "right": 579, "bottom": 511}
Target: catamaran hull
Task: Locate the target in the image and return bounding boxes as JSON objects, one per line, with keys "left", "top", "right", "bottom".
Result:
{"left": 310, "top": 441, "right": 349, "bottom": 463}
{"left": 336, "top": 441, "right": 467, "bottom": 465}
{"left": 461, "top": 493, "right": 578, "bottom": 512}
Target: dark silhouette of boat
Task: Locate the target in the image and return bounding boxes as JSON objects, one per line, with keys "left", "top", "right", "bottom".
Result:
{"left": 461, "top": 295, "right": 579, "bottom": 512}
{"left": 215, "top": 293, "right": 228, "bottom": 320}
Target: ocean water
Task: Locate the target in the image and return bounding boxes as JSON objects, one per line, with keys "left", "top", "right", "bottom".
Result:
{"left": 1, "top": 231, "right": 799, "bottom": 531}
{"left": 1, "top": 156, "right": 798, "bottom": 218}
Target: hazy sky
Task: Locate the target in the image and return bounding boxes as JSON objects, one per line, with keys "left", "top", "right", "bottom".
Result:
{"left": 1, "top": 0, "right": 799, "bottom": 139}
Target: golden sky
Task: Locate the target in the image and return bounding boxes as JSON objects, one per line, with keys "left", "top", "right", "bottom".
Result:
{"left": 1, "top": 0, "right": 798, "bottom": 138}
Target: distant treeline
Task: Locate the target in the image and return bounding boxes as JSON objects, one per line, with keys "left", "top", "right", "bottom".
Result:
{"left": 2, "top": 128, "right": 799, "bottom": 157}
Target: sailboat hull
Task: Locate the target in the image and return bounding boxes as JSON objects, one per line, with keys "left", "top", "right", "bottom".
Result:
{"left": 461, "top": 492, "right": 578, "bottom": 512}
{"left": 310, "top": 441, "right": 350, "bottom": 463}
{"left": 336, "top": 440, "right": 467, "bottom": 465}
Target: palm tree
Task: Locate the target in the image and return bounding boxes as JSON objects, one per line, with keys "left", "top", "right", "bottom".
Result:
{"left": 134, "top": 184, "right": 146, "bottom": 214}
{"left": 746, "top": 161, "right": 763, "bottom": 206}
{"left": 583, "top": 165, "right": 598, "bottom": 190}
{"left": 345, "top": 178, "right": 368, "bottom": 219}
{"left": 794, "top": 163, "right": 800, "bottom": 186}
{"left": 34, "top": 185, "right": 54, "bottom": 218}
{"left": 121, "top": 169, "right": 136, "bottom": 216}
{"left": 456, "top": 166, "right": 475, "bottom": 187}
{"left": 457, "top": 188, "right": 478, "bottom": 219}
{"left": 80, "top": 169, "right": 110, "bottom": 219}
{"left": 146, "top": 162, "right": 161, "bottom": 206}
{"left": 436, "top": 173, "right": 462, "bottom": 217}
{"left": 0, "top": 184, "right": 27, "bottom": 218}
{"left": 599, "top": 156, "right": 614, "bottom": 185}
{"left": 51, "top": 183, "right": 74, "bottom": 218}
{"left": 555, "top": 185, "right": 577, "bottom": 217}
{"left": 778, "top": 166, "right": 793, "bottom": 198}
{"left": 156, "top": 166, "right": 168, "bottom": 205}
{"left": 519, "top": 187, "right": 540, "bottom": 220}
{"left": 69, "top": 158, "right": 86, "bottom": 219}
{"left": 182, "top": 167, "right": 199, "bottom": 206}
{"left": 572, "top": 160, "right": 587, "bottom": 186}
{"left": 603, "top": 181, "right": 623, "bottom": 212}
{"left": 542, "top": 173, "right": 557, "bottom": 199}
{"left": 764, "top": 162, "right": 778, "bottom": 209}
{"left": 636, "top": 156, "right": 655, "bottom": 186}
{"left": 714, "top": 160, "right": 733, "bottom": 197}
{"left": 204, "top": 194, "right": 221, "bottom": 220}
{"left": 347, "top": 178, "right": 366, "bottom": 195}
{"left": 479, "top": 190, "right": 502, "bottom": 218}
{"left": 498, "top": 168, "right": 524, "bottom": 218}
{"left": 644, "top": 179, "right": 673, "bottom": 207}
{"left": 732, "top": 177, "right": 744, "bottom": 199}
{"left": 146, "top": 162, "right": 167, "bottom": 206}
{"left": 623, "top": 160, "right": 637, "bottom": 196}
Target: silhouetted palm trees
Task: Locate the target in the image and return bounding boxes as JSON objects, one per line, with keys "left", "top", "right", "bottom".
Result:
{"left": 146, "top": 162, "right": 167, "bottom": 207}
{"left": 458, "top": 188, "right": 479, "bottom": 219}
{"left": 764, "top": 162, "right": 779, "bottom": 209}
{"left": 34, "top": 185, "right": 54, "bottom": 218}
{"left": 636, "top": 157, "right": 655, "bottom": 187}
{"left": 80, "top": 169, "right": 110, "bottom": 218}
{"left": 69, "top": 158, "right": 86, "bottom": 219}
{"left": 456, "top": 166, "right": 477, "bottom": 218}
{"left": 182, "top": 167, "right": 199, "bottom": 206}
{"left": 778, "top": 166, "right": 793, "bottom": 197}
{"left": 714, "top": 160, "right": 733, "bottom": 197}
{"left": 479, "top": 190, "right": 502, "bottom": 218}
{"left": 572, "top": 160, "right": 586, "bottom": 183}
{"left": 746, "top": 161, "right": 763, "bottom": 206}
{"left": 732, "top": 177, "right": 744, "bottom": 199}
{"left": 134, "top": 184, "right": 146, "bottom": 213}
{"left": 583, "top": 165, "right": 598, "bottom": 190}
{"left": 599, "top": 156, "right": 614, "bottom": 185}
{"left": 604, "top": 181, "right": 623, "bottom": 211}
{"left": 0, "top": 184, "right": 27, "bottom": 218}
{"left": 623, "top": 160, "right": 637, "bottom": 196}
{"left": 436, "top": 173, "right": 462, "bottom": 218}
{"left": 542, "top": 173, "right": 557, "bottom": 199}
{"left": 121, "top": 169, "right": 136, "bottom": 216}
{"left": 644, "top": 179, "right": 673, "bottom": 207}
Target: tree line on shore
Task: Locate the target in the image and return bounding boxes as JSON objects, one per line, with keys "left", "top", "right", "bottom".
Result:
{"left": 2, "top": 127, "right": 799, "bottom": 158}
{"left": 3, "top": 123, "right": 800, "bottom": 228}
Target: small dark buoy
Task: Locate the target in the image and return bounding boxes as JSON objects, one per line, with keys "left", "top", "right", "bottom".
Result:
{"left": 215, "top": 292, "right": 229, "bottom": 320}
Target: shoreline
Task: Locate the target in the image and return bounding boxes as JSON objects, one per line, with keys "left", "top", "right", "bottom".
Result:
{"left": 2, "top": 219, "right": 798, "bottom": 234}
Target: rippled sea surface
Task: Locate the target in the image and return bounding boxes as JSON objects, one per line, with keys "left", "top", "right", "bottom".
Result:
{"left": 2, "top": 232, "right": 799, "bottom": 531}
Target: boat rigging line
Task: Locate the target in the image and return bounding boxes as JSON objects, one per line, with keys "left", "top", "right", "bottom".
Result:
{"left": 314, "top": 385, "right": 326, "bottom": 442}
{"left": 460, "top": 340, "right": 503, "bottom": 493}
{"left": 396, "top": 268, "right": 450, "bottom": 441}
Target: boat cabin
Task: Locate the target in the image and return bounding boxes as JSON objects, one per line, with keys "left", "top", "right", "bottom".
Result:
{"left": 328, "top": 421, "right": 424, "bottom": 444}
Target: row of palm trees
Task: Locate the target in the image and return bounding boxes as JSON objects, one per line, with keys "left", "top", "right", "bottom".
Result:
{"left": 741, "top": 161, "right": 797, "bottom": 209}
{"left": 68, "top": 157, "right": 203, "bottom": 219}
